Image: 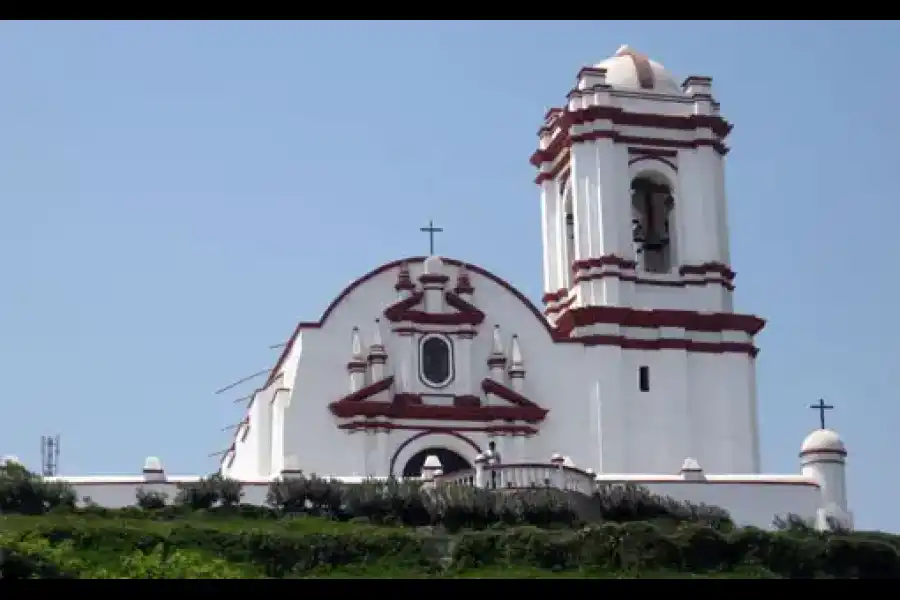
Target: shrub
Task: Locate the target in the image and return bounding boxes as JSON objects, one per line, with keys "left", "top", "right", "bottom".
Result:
{"left": 116, "top": 544, "right": 252, "bottom": 578}
{"left": 0, "top": 463, "right": 76, "bottom": 516}
{"left": 175, "top": 479, "right": 219, "bottom": 511}
{"left": 341, "top": 479, "right": 430, "bottom": 526}
{"left": 174, "top": 474, "right": 243, "bottom": 511}
{"left": 590, "top": 483, "right": 733, "bottom": 530}
{"left": 265, "top": 477, "right": 578, "bottom": 531}
{"left": 267, "top": 475, "right": 343, "bottom": 517}
{"left": 135, "top": 488, "right": 168, "bottom": 510}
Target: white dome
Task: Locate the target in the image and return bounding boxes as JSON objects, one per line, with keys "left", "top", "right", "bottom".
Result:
{"left": 800, "top": 429, "right": 846, "bottom": 455}
{"left": 593, "top": 45, "right": 682, "bottom": 95}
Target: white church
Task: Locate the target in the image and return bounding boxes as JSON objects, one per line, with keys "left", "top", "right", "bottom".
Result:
{"left": 21, "top": 46, "right": 852, "bottom": 530}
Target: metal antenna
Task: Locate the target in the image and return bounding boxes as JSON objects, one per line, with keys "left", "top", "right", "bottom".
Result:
{"left": 213, "top": 369, "right": 268, "bottom": 395}
{"left": 40, "top": 435, "right": 60, "bottom": 477}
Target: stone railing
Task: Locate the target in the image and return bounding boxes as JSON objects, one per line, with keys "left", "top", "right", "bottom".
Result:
{"left": 432, "top": 454, "right": 596, "bottom": 495}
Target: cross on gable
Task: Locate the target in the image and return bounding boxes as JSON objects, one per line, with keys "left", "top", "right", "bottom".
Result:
{"left": 420, "top": 219, "right": 443, "bottom": 255}
{"left": 615, "top": 45, "right": 655, "bottom": 90}
{"left": 809, "top": 398, "right": 834, "bottom": 430}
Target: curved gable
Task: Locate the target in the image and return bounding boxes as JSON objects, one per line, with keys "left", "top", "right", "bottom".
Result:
{"left": 266, "top": 257, "right": 556, "bottom": 385}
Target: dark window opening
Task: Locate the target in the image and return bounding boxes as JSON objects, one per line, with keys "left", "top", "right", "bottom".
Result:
{"left": 402, "top": 447, "right": 471, "bottom": 478}
{"left": 638, "top": 366, "right": 650, "bottom": 392}
{"left": 421, "top": 336, "right": 452, "bottom": 386}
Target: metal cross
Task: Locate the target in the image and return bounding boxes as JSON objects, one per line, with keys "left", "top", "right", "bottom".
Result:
{"left": 420, "top": 219, "right": 443, "bottom": 255}
{"left": 809, "top": 398, "right": 834, "bottom": 430}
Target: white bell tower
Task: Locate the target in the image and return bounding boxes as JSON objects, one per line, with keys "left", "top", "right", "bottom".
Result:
{"left": 532, "top": 47, "right": 766, "bottom": 475}
{"left": 534, "top": 45, "right": 737, "bottom": 321}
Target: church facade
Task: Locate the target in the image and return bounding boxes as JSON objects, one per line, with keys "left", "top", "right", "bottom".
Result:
{"left": 222, "top": 46, "right": 763, "bottom": 482}
{"left": 14, "top": 46, "right": 852, "bottom": 530}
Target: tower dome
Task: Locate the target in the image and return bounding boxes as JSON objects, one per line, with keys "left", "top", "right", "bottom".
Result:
{"left": 593, "top": 45, "right": 682, "bottom": 95}
{"left": 800, "top": 429, "right": 846, "bottom": 456}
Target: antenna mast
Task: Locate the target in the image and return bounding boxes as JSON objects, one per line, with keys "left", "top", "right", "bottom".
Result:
{"left": 40, "top": 435, "right": 60, "bottom": 476}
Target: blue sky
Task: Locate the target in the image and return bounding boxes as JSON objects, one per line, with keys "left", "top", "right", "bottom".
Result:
{"left": 1, "top": 20, "right": 897, "bottom": 531}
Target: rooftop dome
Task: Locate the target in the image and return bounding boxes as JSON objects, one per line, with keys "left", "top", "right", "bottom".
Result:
{"left": 800, "top": 429, "right": 846, "bottom": 455}
{"left": 593, "top": 45, "right": 682, "bottom": 95}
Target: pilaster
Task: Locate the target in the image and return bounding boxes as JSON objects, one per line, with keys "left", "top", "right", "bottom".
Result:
{"left": 540, "top": 178, "right": 562, "bottom": 296}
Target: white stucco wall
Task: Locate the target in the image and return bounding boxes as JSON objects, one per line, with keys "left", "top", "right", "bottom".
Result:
{"left": 40, "top": 471, "right": 824, "bottom": 531}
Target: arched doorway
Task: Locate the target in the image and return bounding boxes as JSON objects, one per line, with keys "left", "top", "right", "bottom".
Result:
{"left": 402, "top": 447, "right": 472, "bottom": 478}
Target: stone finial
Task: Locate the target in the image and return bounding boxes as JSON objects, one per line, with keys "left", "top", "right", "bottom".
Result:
{"left": 371, "top": 319, "right": 383, "bottom": 347}
{"left": 351, "top": 327, "right": 363, "bottom": 358}
{"left": 394, "top": 263, "right": 416, "bottom": 293}
{"left": 550, "top": 453, "right": 564, "bottom": 465}
{"left": 283, "top": 454, "right": 301, "bottom": 472}
{"left": 491, "top": 325, "right": 503, "bottom": 355}
{"left": 142, "top": 456, "right": 165, "bottom": 482}
{"left": 421, "top": 454, "right": 443, "bottom": 480}
{"left": 508, "top": 334, "right": 525, "bottom": 377}
{"left": 681, "top": 457, "right": 702, "bottom": 472}
{"left": 680, "top": 457, "right": 705, "bottom": 481}
{"left": 367, "top": 318, "right": 387, "bottom": 364}
{"left": 423, "top": 255, "right": 443, "bottom": 275}
{"left": 454, "top": 265, "right": 474, "bottom": 295}
{"left": 487, "top": 325, "right": 507, "bottom": 372}
{"left": 143, "top": 456, "right": 163, "bottom": 473}
{"left": 348, "top": 326, "right": 366, "bottom": 375}
{"left": 281, "top": 454, "right": 304, "bottom": 479}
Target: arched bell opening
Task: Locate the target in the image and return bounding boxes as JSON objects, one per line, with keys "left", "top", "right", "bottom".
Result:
{"left": 631, "top": 175, "right": 676, "bottom": 274}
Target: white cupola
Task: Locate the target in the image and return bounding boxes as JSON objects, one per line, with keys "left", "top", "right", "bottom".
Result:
{"left": 800, "top": 428, "right": 852, "bottom": 530}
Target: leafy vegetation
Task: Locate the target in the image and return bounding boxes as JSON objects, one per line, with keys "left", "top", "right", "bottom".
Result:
{"left": 1, "top": 462, "right": 897, "bottom": 579}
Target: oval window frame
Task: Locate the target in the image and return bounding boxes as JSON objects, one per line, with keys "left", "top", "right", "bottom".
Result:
{"left": 418, "top": 334, "right": 454, "bottom": 389}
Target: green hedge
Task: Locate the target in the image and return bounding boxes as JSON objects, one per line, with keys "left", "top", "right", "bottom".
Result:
{"left": 3, "top": 514, "right": 899, "bottom": 578}
{"left": 3, "top": 463, "right": 898, "bottom": 578}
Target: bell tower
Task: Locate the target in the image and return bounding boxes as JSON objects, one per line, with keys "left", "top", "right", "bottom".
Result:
{"left": 534, "top": 46, "right": 737, "bottom": 324}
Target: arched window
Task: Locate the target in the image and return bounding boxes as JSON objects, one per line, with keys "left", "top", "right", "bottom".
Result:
{"left": 419, "top": 335, "right": 453, "bottom": 388}
{"left": 631, "top": 176, "right": 675, "bottom": 274}
{"left": 563, "top": 190, "right": 575, "bottom": 287}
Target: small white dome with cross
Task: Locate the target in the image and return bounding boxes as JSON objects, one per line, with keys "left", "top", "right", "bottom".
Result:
{"left": 801, "top": 429, "right": 846, "bottom": 456}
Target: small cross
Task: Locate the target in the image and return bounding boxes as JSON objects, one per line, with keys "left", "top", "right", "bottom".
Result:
{"left": 809, "top": 398, "right": 834, "bottom": 430}
{"left": 419, "top": 219, "right": 443, "bottom": 255}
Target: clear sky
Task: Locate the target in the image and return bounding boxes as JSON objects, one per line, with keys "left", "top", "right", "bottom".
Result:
{"left": 1, "top": 20, "right": 897, "bottom": 531}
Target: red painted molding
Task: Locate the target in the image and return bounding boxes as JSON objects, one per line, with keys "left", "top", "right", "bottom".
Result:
{"left": 383, "top": 290, "right": 486, "bottom": 326}
{"left": 481, "top": 378, "right": 545, "bottom": 411}
{"left": 330, "top": 400, "right": 548, "bottom": 423}
{"left": 555, "top": 306, "right": 765, "bottom": 336}
{"left": 336, "top": 376, "right": 395, "bottom": 404}
{"left": 329, "top": 377, "right": 549, "bottom": 424}
{"left": 531, "top": 105, "right": 732, "bottom": 169}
